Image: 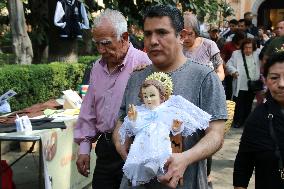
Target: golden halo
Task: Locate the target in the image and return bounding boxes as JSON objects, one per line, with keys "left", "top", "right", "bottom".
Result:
{"left": 145, "top": 72, "right": 173, "bottom": 98}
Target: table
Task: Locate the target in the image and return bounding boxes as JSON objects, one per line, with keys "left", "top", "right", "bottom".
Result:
{"left": 0, "top": 131, "right": 43, "bottom": 188}
{"left": 0, "top": 119, "right": 96, "bottom": 189}
{"left": 0, "top": 120, "right": 67, "bottom": 133}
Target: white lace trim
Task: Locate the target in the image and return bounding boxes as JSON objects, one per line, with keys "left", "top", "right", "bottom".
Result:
{"left": 118, "top": 95, "right": 211, "bottom": 186}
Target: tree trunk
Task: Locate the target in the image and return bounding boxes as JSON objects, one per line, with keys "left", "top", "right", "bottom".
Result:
{"left": 7, "top": 0, "right": 33, "bottom": 65}
{"left": 81, "top": 29, "right": 93, "bottom": 55}
{"left": 27, "top": 0, "right": 49, "bottom": 64}
{"left": 47, "top": 0, "right": 78, "bottom": 63}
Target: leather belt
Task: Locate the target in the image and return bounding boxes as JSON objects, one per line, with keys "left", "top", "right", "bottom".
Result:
{"left": 101, "top": 132, "right": 112, "bottom": 141}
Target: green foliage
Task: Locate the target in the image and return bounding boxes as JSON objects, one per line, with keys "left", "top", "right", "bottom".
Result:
{"left": 0, "top": 53, "right": 15, "bottom": 65}
{"left": 0, "top": 55, "right": 98, "bottom": 111}
{"left": 24, "top": 0, "right": 49, "bottom": 47}
{"left": 0, "top": 63, "right": 84, "bottom": 111}
{"left": 219, "top": 1, "right": 235, "bottom": 18}
{"left": 102, "top": 0, "right": 234, "bottom": 27}
{"left": 78, "top": 55, "right": 99, "bottom": 66}
{"left": 0, "top": 31, "right": 11, "bottom": 46}
{"left": 0, "top": 1, "right": 6, "bottom": 11}
{"left": 23, "top": 0, "right": 100, "bottom": 50}
{"left": 180, "top": 0, "right": 234, "bottom": 22}
{"left": 0, "top": 31, "right": 12, "bottom": 54}
{"left": 206, "top": 1, "right": 219, "bottom": 23}
{"left": 103, "top": 0, "right": 181, "bottom": 26}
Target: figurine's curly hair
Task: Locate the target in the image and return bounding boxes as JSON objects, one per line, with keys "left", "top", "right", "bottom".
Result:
{"left": 138, "top": 80, "right": 167, "bottom": 103}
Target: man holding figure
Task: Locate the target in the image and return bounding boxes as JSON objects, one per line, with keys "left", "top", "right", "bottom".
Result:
{"left": 113, "top": 5, "right": 227, "bottom": 189}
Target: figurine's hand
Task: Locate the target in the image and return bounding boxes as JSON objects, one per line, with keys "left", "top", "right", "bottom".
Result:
{"left": 127, "top": 104, "right": 137, "bottom": 121}
{"left": 172, "top": 119, "right": 183, "bottom": 132}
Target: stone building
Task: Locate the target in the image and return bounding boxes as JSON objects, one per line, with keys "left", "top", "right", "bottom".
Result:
{"left": 228, "top": 0, "right": 284, "bottom": 29}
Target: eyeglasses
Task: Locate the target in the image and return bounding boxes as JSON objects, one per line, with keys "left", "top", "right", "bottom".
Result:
{"left": 93, "top": 39, "right": 112, "bottom": 47}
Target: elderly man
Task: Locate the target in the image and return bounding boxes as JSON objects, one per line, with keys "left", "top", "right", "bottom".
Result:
{"left": 74, "top": 9, "right": 151, "bottom": 189}
{"left": 244, "top": 11, "right": 258, "bottom": 37}
{"left": 275, "top": 20, "right": 284, "bottom": 37}
{"left": 264, "top": 20, "right": 284, "bottom": 58}
{"left": 208, "top": 25, "right": 225, "bottom": 50}
{"left": 113, "top": 5, "right": 227, "bottom": 189}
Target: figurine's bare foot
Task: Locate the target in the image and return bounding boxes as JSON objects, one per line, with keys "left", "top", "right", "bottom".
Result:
{"left": 172, "top": 119, "right": 183, "bottom": 132}
{"left": 128, "top": 104, "right": 137, "bottom": 121}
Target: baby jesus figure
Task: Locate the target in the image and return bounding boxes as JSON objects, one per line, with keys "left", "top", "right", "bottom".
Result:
{"left": 119, "top": 72, "right": 211, "bottom": 186}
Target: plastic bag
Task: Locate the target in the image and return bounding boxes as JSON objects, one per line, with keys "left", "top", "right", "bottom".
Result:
{"left": 1, "top": 160, "right": 16, "bottom": 189}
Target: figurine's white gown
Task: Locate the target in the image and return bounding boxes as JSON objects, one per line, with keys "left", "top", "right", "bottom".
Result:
{"left": 119, "top": 95, "right": 211, "bottom": 186}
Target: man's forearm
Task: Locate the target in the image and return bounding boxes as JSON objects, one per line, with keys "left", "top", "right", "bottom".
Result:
{"left": 183, "top": 120, "right": 225, "bottom": 166}
{"left": 112, "top": 119, "right": 128, "bottom": 160}
{"left": 112, "top": 119, "right": 123, "bottom": 148}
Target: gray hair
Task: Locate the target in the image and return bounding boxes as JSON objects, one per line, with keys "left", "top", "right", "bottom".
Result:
{"left": 93, "top": 9, "right": 127, "bottom": 40}
{"left": 183, "top": 13, "right": 200, "bottom": 36}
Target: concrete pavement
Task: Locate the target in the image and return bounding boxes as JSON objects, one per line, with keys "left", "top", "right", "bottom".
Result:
{"left": 211, "top": 127, "right": 255, "bottom": 189}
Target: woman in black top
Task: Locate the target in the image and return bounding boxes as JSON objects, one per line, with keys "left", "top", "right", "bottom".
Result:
{"left": 233, "top": 52, "right": 284, "bottom": 189}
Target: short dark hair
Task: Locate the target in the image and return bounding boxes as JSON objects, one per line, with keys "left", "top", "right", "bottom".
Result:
{"left": 258, "top": 26, "right": 267, "bottom": 33}
{"left": 143, "top": 5, "right": 184, "bottom": 35}
{"left": 264, "top": 52, "right": 284, "bottom": 78}
{"left": 229, "top": 19, "right": 238, "bottom": 25}
{"left": 238, "top": 19, "right": 245, "bottom": 23}
{"left": 240, "top": 38, "right": 257, "bottom": 52}
{"left": 232, "top": 30, "right": 246, "bottom": 44}
{"left": 244, "top": 20, "right": 252, "bottom": 27}
{"left": 244, "top": 12, "right": 253, "bottom": 17}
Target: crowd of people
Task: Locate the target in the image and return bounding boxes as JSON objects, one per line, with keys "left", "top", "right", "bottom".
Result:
{"left": 73, "top": 5, "right": 284, "bottom": 189}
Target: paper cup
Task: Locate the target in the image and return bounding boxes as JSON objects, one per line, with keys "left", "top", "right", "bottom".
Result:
{"left": 79, "top": 85, "right": 89, "bottom": 100}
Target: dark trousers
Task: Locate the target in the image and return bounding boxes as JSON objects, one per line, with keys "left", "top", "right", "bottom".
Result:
{"left": 92, "top": 133, "right": 124, "bottom": 189}
{"left": 207, "top": 157, "right": 212, "bottom": 176}
{"left": 224, "top": 76, "right": 233, "bottom": 100}
{"left": 233, "top": 90, "right": 255, "bottom": 126}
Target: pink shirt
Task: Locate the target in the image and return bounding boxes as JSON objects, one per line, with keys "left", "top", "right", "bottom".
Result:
{"left": 74, "top": 44, "right": 151, "bottom": 154}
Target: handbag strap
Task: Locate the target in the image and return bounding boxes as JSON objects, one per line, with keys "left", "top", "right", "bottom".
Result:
{"left": 267, "top": 113, "right": 284, "bottom": 180}
{"left": 241, "top": 52, "right": 251, "bottom": 80}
